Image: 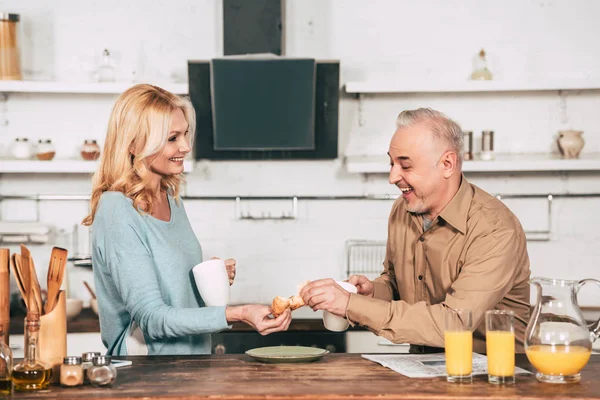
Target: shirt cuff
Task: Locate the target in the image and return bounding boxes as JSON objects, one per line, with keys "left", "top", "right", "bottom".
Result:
{"left": 215, "top": 306, "right": 233, "bottom": 331}
{"left": 345, "top": 293, "right": 389, "bottom": 332}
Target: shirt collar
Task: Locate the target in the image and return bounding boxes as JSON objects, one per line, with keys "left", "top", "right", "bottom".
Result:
{"left": 437, "top": 174, "right": 472, "bottom": 234}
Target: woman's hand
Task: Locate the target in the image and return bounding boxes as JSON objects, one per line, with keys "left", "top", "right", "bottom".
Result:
{"left": 211, "top": 257, "right": 236, "bottom": 285}
{"left": 226, "top": 305, "right": 292, "bottom": 335}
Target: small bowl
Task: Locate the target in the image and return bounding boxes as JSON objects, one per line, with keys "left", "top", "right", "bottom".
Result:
{"left": 90, "top": 298, "right": 99, "bottom": 316}
{"left": 66, "top": 298, "right": 84, "bottom": 321}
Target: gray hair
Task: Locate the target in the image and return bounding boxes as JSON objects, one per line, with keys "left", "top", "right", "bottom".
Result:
{"left": 396, "top": 108, "right": 463, "bottom": 163}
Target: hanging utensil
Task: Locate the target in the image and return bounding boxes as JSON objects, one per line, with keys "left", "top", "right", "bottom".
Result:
{"left": 44, "top": 247, "right": 68, "bottom": 314}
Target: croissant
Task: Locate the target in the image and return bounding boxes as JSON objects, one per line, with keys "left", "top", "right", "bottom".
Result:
{"left": 271, "top": 281, "right": 309, "bottom": 317}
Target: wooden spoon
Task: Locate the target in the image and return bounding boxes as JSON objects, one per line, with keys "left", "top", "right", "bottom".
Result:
{"left": 10, "top": 253, "right": 28, "bottom": 309}
{"left": 44, "top": 247, "right": 68, "bottom": 314}
{"left": 20, "top": 245, "right": 43, "bottom": 314}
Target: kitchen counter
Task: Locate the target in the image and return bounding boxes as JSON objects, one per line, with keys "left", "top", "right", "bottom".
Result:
{"left": 9, "top": 353, "right": 600, "bottom": 399}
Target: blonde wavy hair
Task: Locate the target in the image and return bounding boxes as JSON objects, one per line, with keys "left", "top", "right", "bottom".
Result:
{"left": 82, "top": 84, "right": 196, "bottom": 226}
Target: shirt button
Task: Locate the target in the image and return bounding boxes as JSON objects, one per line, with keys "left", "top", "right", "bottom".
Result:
{"left": 418, "top": 275, "right": 423, "bottom": 281}
{"left": 419, "top": 237, "right": 425, "bottom": 242}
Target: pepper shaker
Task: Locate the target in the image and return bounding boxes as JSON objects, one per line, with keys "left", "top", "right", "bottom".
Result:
{"left": 81, "top": 351, "right": 101, "bottom": 383}
{"left": 88, "top": 355, "right": 117, "bottom": 387}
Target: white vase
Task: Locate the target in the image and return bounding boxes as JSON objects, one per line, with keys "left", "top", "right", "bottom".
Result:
{"left": 557, "top": 130, "right": 585, "bottom": 159}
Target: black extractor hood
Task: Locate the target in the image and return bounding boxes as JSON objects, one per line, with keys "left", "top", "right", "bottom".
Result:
{"left": 188, "top": 58, "right": 339, "bottom": 160}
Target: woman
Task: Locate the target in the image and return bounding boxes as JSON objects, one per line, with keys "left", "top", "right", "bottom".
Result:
{"left": 82, "top": 84, "right": 291, "bottom": 355}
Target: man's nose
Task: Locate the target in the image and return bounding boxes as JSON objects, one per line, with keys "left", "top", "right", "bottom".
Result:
{"left": 389, "top": 165, "right": 402, "bottom": 185}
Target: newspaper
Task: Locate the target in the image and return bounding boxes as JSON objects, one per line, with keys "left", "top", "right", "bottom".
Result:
{"left": 362, "top": 353, "right": 531, "bottom": 378}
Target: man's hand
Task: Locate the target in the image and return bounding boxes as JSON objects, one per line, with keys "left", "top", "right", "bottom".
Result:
{"left": 212, "top": 257, "right": 236, "bottom": 285}
{"left": 347, "top": 274, "right": 374, "bottom": 297}
{"left": 299, "top": 278, "right": 353, "bottom": 317}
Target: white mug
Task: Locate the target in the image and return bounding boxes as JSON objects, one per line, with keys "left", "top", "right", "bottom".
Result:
{"left": 192, "top": 259, "right": 230, "bottom": 306}
{"left": 323, "top": 281, "right": 358, "bottom": 332}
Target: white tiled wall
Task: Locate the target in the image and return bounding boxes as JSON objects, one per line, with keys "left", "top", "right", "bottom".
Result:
{"left": 1, "top": 0, "right": 599, "bottom": 308}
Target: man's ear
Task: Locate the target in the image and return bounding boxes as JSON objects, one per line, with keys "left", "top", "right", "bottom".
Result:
{"left": 439, "top": 150, "right": 457, "bottom": 178}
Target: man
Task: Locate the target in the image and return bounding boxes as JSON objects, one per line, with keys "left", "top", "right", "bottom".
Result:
{"left": 301, "top": 108, "right": 531, "bottom": 353}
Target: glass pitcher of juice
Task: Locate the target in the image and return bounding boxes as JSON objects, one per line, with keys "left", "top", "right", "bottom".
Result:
{"left": 525, "top": 277, "right": 600, "bottom": 383}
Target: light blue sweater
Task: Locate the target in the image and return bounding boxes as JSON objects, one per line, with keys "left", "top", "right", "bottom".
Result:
{"left": 91, "top": 191, "right": 229, "bottom": 355}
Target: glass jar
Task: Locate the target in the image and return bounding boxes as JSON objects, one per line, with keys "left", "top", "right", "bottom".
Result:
{"left": 470, "top": 48, "right": 493, "bottom": 81}
{"left": 81, "top": 351, "right": 101, "bottom": 383}
{"left": 0, "top": 327, "right": 13, "bottom": 396}
{"left": 10, "top": 137, "right": 31, "bottom": 160}
{"left": 0, "top": 13, "right": 21, "bottom": 80}
{"left": 60, "top": 357, "right": 83, "bottom": 387}
{"left": 87, "top": 356, "right": 116, "bottom": 387}
{"left": 81, "top": 140, "right": 101, "bottom": 161}
{"left": 35, "top": 139, "right": 56, "bottom": 161}
{"left": 462, "top": 131, "right": 473, "bottom": 161}
{"left": 480, "top": 130, "right": 495, "bottom": 161}
{"left": 97, "top": 49, "right": 115, "bottom": 83}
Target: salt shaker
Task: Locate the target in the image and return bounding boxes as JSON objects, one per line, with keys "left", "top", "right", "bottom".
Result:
{"left": 60, "top": 356, "right": 83, "bottom": 387}
{"left": 88, "top": 355, "right": 117, "bottom": 387}
{"left": 481, "top": 130, "right": 495, "bottom": 161}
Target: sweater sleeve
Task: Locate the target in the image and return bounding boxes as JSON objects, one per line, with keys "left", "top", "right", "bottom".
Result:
{"left": 96, "top": 203, "right": 230, "bottom": 340}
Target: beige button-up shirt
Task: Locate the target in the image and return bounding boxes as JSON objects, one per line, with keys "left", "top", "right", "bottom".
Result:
{"left": 346, "top": 176, "right": 531, "bottom": 353}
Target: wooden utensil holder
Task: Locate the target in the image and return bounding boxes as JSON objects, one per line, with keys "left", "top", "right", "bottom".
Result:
{"left": 0, "top": 248, "right": 9, "bottom": 346}
{"left": 25, "top": 290, "right": 67, "bottom": 383}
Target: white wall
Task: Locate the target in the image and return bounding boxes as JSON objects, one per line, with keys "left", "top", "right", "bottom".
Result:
{"left": 1, "top": 0, "right": 599, "bottom": 308}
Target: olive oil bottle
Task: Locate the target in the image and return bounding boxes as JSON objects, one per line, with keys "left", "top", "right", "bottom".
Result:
{"left": 0, "top": 326, "right": 13, "bottom": 396}
{"left": 12, "top": 311, "right": 52, "bottom": 391}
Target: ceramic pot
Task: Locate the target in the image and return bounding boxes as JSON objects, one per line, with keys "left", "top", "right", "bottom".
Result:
{"left": 557, "top": 130, "right": 584, "bottom": 159}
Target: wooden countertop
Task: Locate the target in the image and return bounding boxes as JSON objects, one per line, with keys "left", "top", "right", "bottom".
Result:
{"left": 9, "top": 353, "right": 600, "bottom": 399}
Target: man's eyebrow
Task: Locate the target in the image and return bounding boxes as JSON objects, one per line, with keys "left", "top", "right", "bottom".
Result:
{"left": 387, "top": 152, "right": 410, "bottom": 161}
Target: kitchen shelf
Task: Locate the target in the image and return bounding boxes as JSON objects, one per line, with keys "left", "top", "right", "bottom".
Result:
{"left": 0, "top": 159, "right": 194, "bottom": 173}
{"left": 345, "top": 153, "right": 600, "bottom": 173}
{"left": 345, "top": 79, "right": 600, "bottom": 94}
{"left": 0, "top": 81, "right": 188, "bottom": 95}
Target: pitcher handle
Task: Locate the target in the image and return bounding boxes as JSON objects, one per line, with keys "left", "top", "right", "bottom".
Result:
{"left": 578, "top": 278, "right": 600, "bottom": 342}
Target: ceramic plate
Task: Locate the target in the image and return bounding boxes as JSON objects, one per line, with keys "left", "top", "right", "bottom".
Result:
{"left": 245, "top": 346, "right": 329, "bottom": 363}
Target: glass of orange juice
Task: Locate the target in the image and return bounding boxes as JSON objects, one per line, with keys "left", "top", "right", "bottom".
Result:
{"left": 444, "top": 308, "right": 473, "bottom": 383}
{"left": 485, "top": 310, "right": 515, "bottom": 384}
